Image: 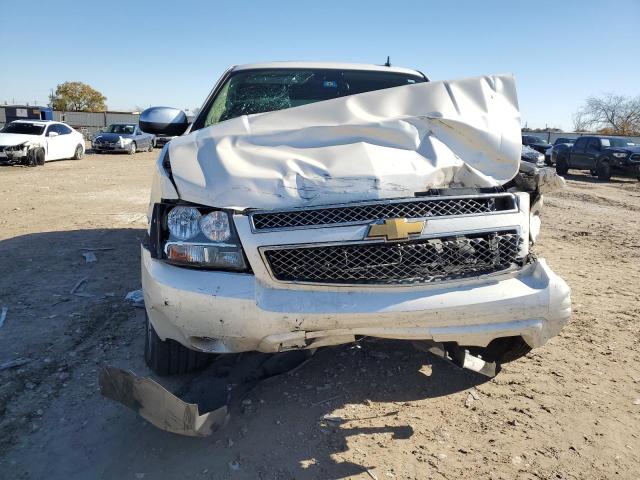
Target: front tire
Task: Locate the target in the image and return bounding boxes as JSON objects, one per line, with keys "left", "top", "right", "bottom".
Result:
{"left": 73, "top": 144, "right": 84, "bottom": 160}
{"left": 147, "top": 140, "right": 154, "bottom": 152}
{"left": 26, "top": 148, "right": 44, "bottom": 167}
{"left": 144, "top": 312, "right": 212, "bottom": 376}
{"left": 556, "top": 156, "right": 569, "bottom": 175}
{"left": 128, "top": 142, "right": 137, "bottom": 155}
{"left": 596, "top": 160, "right": 611, "bottom": 181}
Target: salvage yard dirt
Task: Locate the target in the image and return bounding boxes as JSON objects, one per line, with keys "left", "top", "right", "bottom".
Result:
{"left": 0, "top": 151, "right": 639, "bottom": 479}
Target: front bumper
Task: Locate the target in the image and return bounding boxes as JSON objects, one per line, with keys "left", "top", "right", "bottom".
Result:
{"left": 613, "top": 162, "right": 640, "bottom": 177}
{"left": 142, "top": 246, "right": 571, "bottom": 354}
{"left": 92, "top": 143, "right": 132, "bottom": 153}
{"left": 0, "top": 148, "right": 28, "bottom": 160}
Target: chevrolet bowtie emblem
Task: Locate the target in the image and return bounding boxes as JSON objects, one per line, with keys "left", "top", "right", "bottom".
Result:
{"left": 366, "top": 218, "right": 425, "bottom": 241}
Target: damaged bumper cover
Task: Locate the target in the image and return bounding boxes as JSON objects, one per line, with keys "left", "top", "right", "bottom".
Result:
{"left": 143, "top": 245, "right": 570, "bottom": 354}
{"left": 99, "top": 366, "right": 228, "bottom": 436}
{"left": 0, "top": 144, "right": 30, "bottom": 161}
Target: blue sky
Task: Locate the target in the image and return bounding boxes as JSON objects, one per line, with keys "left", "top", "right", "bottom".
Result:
{"left": 1, "top": 0, "right": 638, "bottom": 130}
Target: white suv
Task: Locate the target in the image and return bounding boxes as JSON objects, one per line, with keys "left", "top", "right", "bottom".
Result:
{"left": 138, "top": 62, "right": 571, "bottom": 375}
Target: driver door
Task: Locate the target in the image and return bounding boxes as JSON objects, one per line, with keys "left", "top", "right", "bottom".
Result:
{"left": 45, "top": 125, "right": 64, "bottom": 160}
{"left": 583, "top": 138, "right": 601, "bottom": 170}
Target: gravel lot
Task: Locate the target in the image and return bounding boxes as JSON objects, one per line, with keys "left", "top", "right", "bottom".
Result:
{"left": 0, "top": 150, "right": 639, "bottom": 479}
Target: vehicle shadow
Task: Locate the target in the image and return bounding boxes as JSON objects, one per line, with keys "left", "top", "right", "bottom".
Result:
{"left": 561, "top": 172, "right": 637, "bottom": 184}
{"left": 0, "top": 228, "right": 491, "bottom": 479}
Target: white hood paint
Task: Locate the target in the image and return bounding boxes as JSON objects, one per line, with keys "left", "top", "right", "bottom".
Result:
{"left": 168, "top": 74, "right": 521, "bottom": 210}
{"left": 0, "top": 133, "right": 43, "bottom": 147}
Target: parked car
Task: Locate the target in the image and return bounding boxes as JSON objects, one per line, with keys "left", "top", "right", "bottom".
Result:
{"left": 521, "top": 144, "right": 545, "bottom": 167}
{"left": 0, "top": 120, "right": 85, "bottom": 166}
{"left": 522, "top": 135, "right": 551, "bottom": 154}
{"left": 555, "top": 135, "right": 639, "bottom": 181}
{"left": 92, "top": 124, "right": 155, "bottom": 154}
{"left": 135, "top": 62, "right": 570, "bottom": 378}
{"left": 154, "top": 134, "right": 175, "bottom": 148}
{"left": 546, "top": 137, "right": 575, "bottom": 165}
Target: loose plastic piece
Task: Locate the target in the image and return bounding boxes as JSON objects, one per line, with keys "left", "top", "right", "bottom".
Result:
{"left": 98, "top": 366, "right": 229, "bottom": 437}
{"left": 125, "top": 289, "right": 145, "bottom": 308}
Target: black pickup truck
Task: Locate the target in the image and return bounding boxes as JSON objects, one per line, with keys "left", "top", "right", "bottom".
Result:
{"left": 555, "top": 135, "right": 640, "bottom": 181}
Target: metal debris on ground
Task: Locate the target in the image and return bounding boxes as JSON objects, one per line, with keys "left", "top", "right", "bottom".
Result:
{"left": 70, "top": 276, "right": 89, "bottom": 294}
{"left": 322, "top": 414, "right": 344, "bottom": 424}
{"left": 125, "top": 289, "right": 145, "bottom": 308}
{"left": 366, "top": 468, "right": 379, "bottom": 480}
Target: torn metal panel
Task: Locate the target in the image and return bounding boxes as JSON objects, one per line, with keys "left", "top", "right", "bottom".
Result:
{"left": 168, "top": 75, "right": 522, "bottom": 209}
{"left": 511, "top": 162, "right": 566, "bottom": 195}
{"left": 413, "top": 340, "right": 498, "bottom": 378}
{"left": 98, "top": 366, "right": 228, "bottom": 437}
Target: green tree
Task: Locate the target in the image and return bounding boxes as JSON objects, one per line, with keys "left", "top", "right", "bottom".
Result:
{"left": 51, "top": 81, "right": 107, "bottom": 112}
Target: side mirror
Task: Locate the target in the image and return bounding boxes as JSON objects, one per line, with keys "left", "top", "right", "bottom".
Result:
{"left": 139, "top": 107, "right": 189, "bottom": 136}
{"left": 48, "top": 131, "right": 59, "bottom": 137}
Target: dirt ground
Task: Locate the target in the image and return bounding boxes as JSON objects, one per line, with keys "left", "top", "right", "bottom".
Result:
{"left": 0, "top": 149, "right": 639, "bottom": 480}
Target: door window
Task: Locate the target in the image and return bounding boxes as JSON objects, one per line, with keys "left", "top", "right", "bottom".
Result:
{"left": 586, "top": 138, "right": 601, "bottom": 151}
{"left": 46, "top": 124, "right": 60, "bottom": 136}
{"left": 573, "top": 137, "right": 588, "bottom": 152}
{"left": 57, "top": 124, "right": 72, "bottom": 135}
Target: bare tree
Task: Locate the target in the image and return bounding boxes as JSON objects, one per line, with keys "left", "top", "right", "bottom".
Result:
{"left": 574, "top": 93, "right": 640, "bottom": 135}
{"left": 572, "top": 109, "right": 589, "bottom": 132}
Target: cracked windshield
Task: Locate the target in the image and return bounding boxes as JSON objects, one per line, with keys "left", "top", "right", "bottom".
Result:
{"left": 204, "top": 69, "right": 425, "bottom": 125}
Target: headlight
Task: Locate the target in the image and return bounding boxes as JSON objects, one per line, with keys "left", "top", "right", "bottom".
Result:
{"left": 167, "top": 206, "right": 201, "bottom": 240}
{"left": 121, "top": 138, "right": 133, "bottom": 145}
{"left": 157, "top": 204, "right": 247, "bottom": 271}
{"left": 199, "top": 211, "right": 231, "bottom": 241}
{"left": 7, "top": 143, "right": 27, "bottom": 152}
{"left": 612, "top": 152, "right": 627, "bottom": 158}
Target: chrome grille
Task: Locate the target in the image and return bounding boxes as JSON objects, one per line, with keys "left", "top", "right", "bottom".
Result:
{"left": 264, "top": 231, "right": 520, "bottom": 285}
{"left": 251, "top": 195, "right": 515, "bottom": 231}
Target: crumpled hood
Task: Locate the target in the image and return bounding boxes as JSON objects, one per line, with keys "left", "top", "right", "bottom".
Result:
{"left": 168, "top": 74, "right": 521, "bottom": 210}
{"left": 0, "top": 133, "right": 42, "bottom": 147}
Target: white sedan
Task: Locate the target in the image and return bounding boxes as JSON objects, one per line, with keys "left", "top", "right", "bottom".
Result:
{"left": 0, "top": 120, "right": 85, "bottom": 166}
